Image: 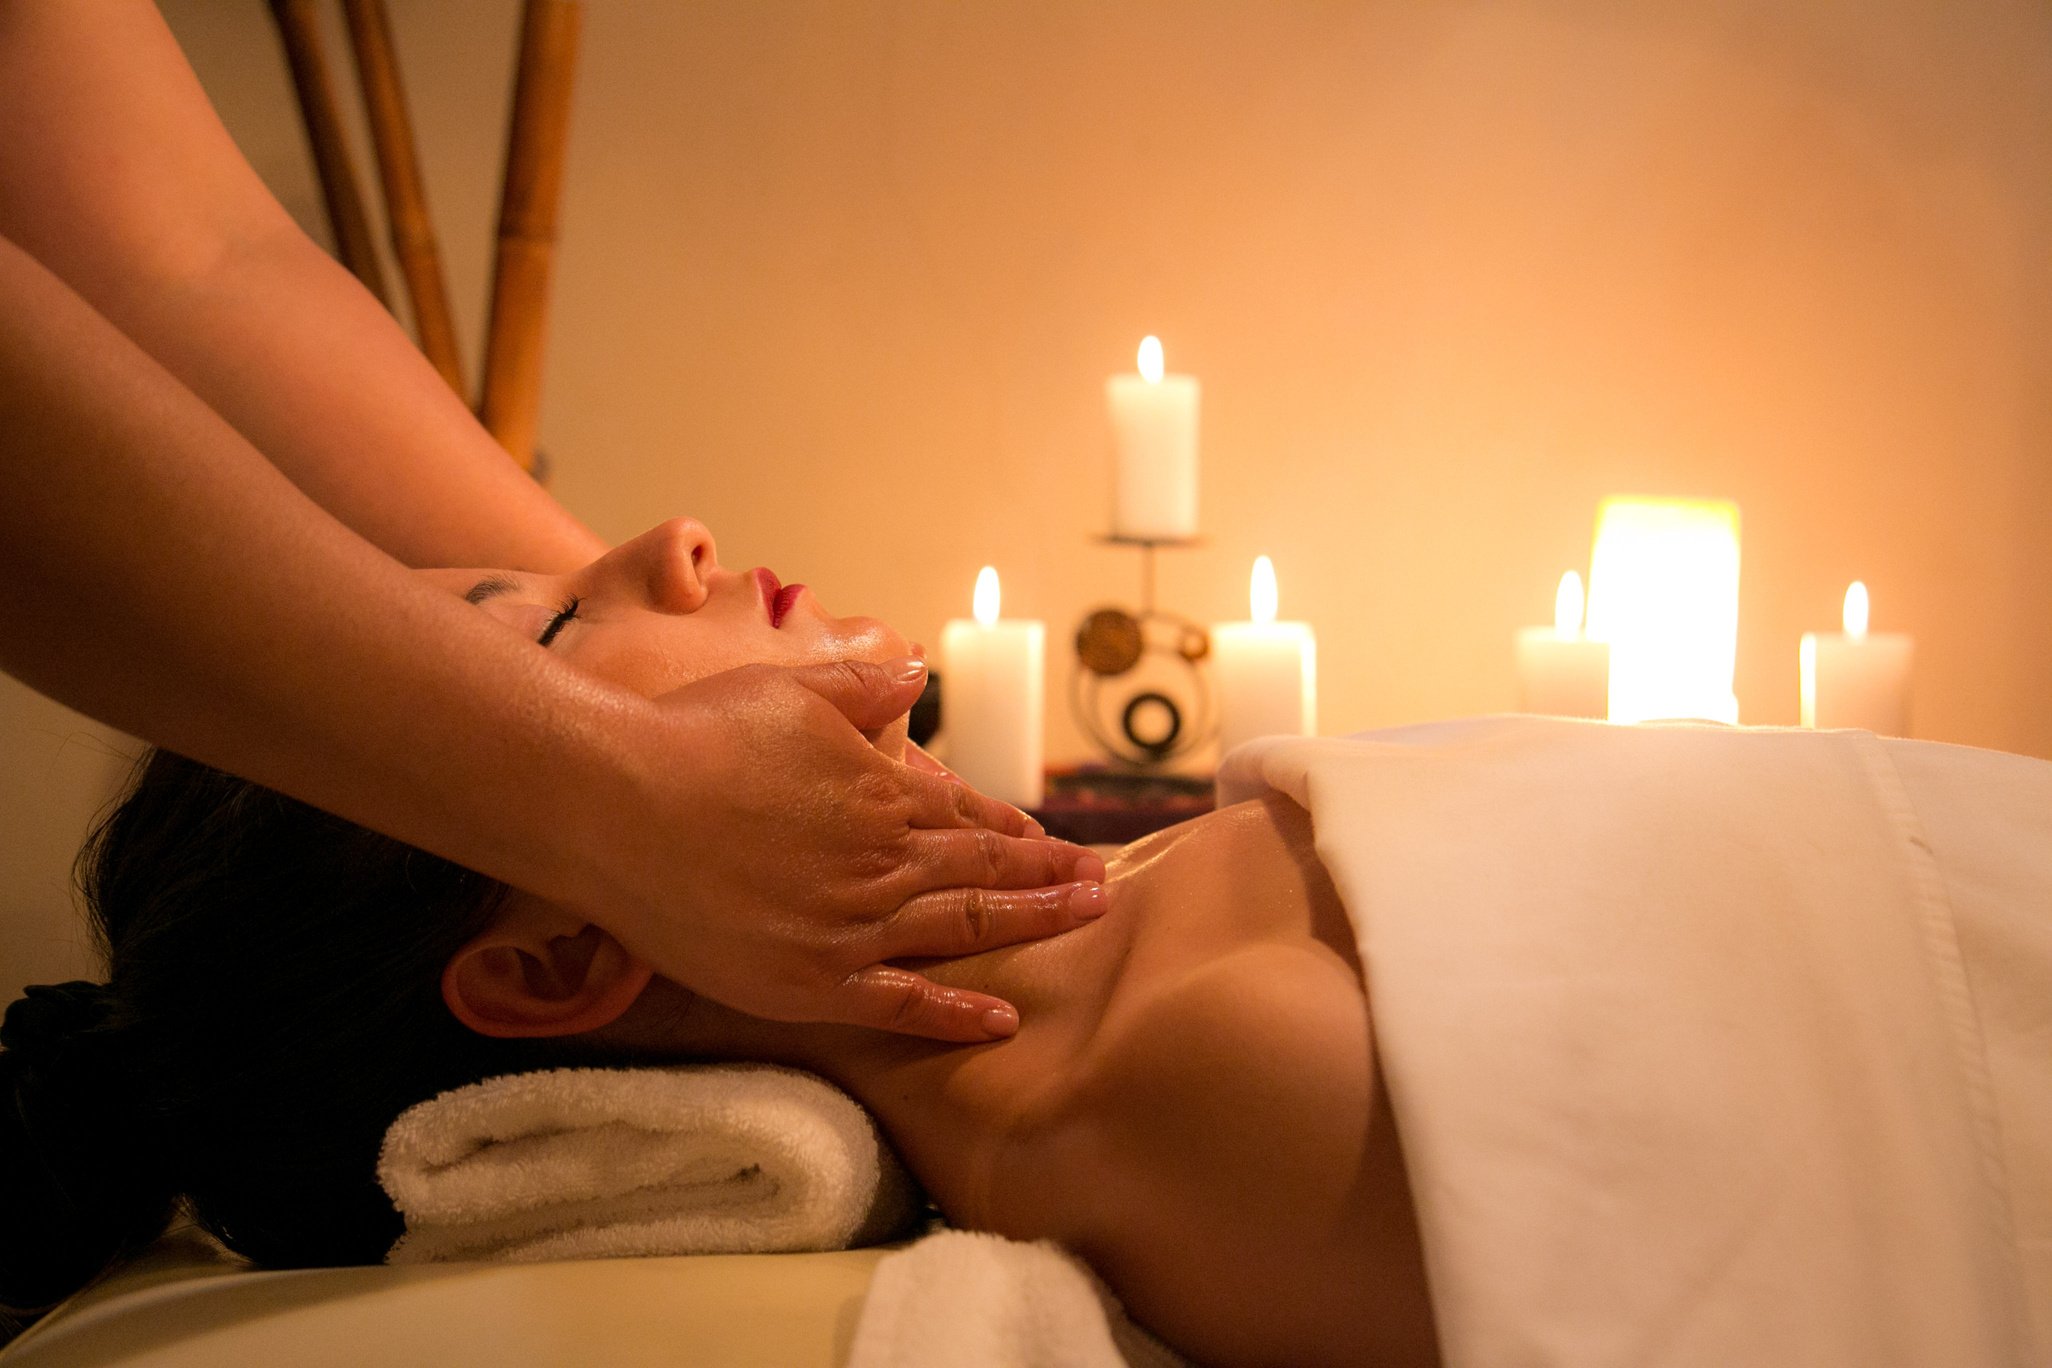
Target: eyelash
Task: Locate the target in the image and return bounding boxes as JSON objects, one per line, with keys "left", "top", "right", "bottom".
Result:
{"left": 538, "top": 596, "right": 581, "bottom": 648}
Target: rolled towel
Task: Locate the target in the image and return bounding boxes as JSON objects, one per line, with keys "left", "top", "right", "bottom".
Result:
{"left": 377, "top": 1063, "right": 921, "bottom": 1265}
{"left": 849, "top": 1230, "right": 1188, "bottom": 1368}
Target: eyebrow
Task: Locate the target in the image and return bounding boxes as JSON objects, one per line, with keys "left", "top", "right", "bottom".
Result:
{"left": 464, "top": 575, "right": 521, "bottom": 606}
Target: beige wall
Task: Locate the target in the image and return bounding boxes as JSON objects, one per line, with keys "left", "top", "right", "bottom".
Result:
{"left": 182, "top": 0, "right": 2052, "bottom": 758}
{"left": 6, "top": 0, "right": 2050, "bottom": 993}
{"left": 202, "top": 0, "right": 2052, "bottom": 754}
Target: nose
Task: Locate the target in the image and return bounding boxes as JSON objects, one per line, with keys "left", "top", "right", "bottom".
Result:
{"left": 610, "top": 516, "right": 718, "bottom": 614}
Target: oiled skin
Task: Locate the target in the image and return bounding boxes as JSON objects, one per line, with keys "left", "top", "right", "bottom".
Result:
{"left": 611, "top": 793, "right": 1441, "bottom": 1367}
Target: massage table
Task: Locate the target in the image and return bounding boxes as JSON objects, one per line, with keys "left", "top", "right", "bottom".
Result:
{"left": 2, "top": 1225, "right": 888, "bottom": 1368}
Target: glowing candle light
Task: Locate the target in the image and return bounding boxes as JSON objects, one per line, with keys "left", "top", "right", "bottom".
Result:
{"left": 940, "top": 567, "right": 1045, "bottom": 806}
{"left": 1105, "top": 335, "right": 1201, "bottom": 540}
{"left": 1514, "top": 569, "right": 1611, "bottom": 719}
{"left": 1212, "top": 555, "right": 1317, "bottom": 757}
{"left": 1586, "top": 497, "right": 1742, "bottom": 724}
{"left": 1556, "top": 566, "right": 1584, "bottom": 633}
{"left": 974, "top": 565, "right": 1000, "bottom": 625}
{"left": 1138, "top": 334, "right": 1164, "bottom": 383}
{"left": 1800, "top": 581, "right": 1913, "bottom": 735}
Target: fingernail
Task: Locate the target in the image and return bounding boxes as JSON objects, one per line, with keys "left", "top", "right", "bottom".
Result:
{"left": 981, "top": 1005, "right": 1019, "bottom": 1038}
{"left": 1068, "top": 882, "right": 1108, "bottom": 919}
{"left": 891, "top": 657, "right": 928, "bottom": 685}
{"left": 1023, "top": 816, "right": 1048, "bottom": 838}
{"left": 1072, "top": 851, "right": 1108, "bottom": 883}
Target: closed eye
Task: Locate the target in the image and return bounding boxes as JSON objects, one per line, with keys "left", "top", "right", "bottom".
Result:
{"left": 538, "top": 596, "right": 581, "bottom": 648}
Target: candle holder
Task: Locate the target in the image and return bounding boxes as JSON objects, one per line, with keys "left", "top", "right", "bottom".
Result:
{"left": 1071, "top": 536, "right": 1216, "bottom": 769}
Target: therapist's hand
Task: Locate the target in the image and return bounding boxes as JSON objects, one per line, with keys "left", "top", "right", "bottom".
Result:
{"left": 902, "top": 739, "right": 974, "bottom": 788}
{"left": 602, "top": 656, "right": 1105, "bottom": 1043}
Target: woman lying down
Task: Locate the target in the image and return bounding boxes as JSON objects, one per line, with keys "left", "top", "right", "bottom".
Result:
{"left": 5, "top": 517, "right": 2047, "bottom": 1367}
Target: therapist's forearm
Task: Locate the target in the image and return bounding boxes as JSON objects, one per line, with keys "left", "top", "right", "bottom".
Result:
{"left": 0, "top": 0, "right": 603, "bottom": 573}
{"left": 94, "top": 223, "right": 604, "bottom": 574}
{"left": 0, "top": 233, "right": 632, "bottom": 919}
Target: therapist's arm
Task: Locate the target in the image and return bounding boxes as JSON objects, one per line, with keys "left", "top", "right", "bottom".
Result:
{"left": 0, "top": 0, "right": 598, "bottom": 574}
{"left": 0, "top": 236, "right": 1103, "bottom": 1042}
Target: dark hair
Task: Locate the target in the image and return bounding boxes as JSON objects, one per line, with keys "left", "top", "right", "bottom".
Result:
{"left": 0, "top": 749, "right": 556, "bottom": 1327}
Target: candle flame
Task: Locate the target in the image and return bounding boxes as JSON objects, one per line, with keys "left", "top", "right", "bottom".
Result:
{"left": 973, "top": 566, "right": 1001, "bottom": 626}
{"left": 1250, "top": 555, "right": 1278, "bottom": 625}
{"left": 1137, "top": 335, "right": 1165, "bottom": 384}
{"left": 1553, "top": 570, "right": 1585, "bottom": 636}
{"left": 1843, "top": 581, "right": 1869, "bottom": 640}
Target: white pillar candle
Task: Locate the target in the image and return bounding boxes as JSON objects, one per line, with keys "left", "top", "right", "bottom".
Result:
{"left": 1586, "top": 496, "right": 1742, "bottom": 724}
{"left": 1105, "top": 335, "right": 1201, "bottom": 540}
{"left": 1515, "top": 570, "right": 1610, "bottom": 719}
{"left": 940, "top": 567, "right": 1045, "bottom": 807}
{"left": 1213, "top": 555, "right": 1316, "bottom": 758}
{"left": 1800, "top": 581, "right": 1913, "bottom": 735}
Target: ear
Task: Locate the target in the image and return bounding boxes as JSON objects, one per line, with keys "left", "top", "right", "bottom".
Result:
{"left": 442, "top": 894, "right": 653, "bottom": 1039}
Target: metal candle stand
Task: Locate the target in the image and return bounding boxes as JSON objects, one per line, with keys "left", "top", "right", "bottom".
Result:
{"left": 1070, "top": 536, "right": 1216, "bottom": 769}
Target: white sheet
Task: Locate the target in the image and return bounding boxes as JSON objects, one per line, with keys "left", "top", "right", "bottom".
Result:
{"left": 1221, "top": 718, "right": 2045, "bottom": 1367}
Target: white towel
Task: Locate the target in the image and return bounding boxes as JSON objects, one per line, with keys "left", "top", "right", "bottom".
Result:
{"left": 848, "top": 1231, "right": 1188, "bottom": 1368}
{"left": 377, "top": 1063, "right": 920, "bottom": 1265}
{"left": 1220, "top": 718, "right": 2046, "bottom": 1367}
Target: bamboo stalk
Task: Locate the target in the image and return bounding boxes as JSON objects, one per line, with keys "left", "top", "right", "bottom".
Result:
{"left": 477, "top": 0, "right": 582, "bottom": 472}
{"left": 268, "top": 0, "right": 388, "bottom": 303}
{"left": 342, "top": 0, "right": 464, "bottom": 393}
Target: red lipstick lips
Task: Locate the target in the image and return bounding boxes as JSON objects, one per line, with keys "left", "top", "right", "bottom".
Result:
{"left": 756, "top": 568, "right": 805, "bottom": 627}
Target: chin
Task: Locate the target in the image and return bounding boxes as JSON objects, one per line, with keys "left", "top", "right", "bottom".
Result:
{"left": 831, "top": 615, "right": 912, "bottom": 664}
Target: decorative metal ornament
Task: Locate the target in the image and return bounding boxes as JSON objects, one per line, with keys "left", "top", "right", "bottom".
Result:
{"left": 1070, "top": 539, "right": 1215, "bottom": 768}
{"left": 1076, "top": 608, "right": 1145, "bottom": 676}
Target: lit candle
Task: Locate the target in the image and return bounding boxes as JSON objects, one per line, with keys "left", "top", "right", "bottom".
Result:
{"left": 1213, "top": 555, "right": 1316, "bottom": 757}
{"left": 1514, "top": 570, "right": 1610, "bottom": 719}
{"left": 1586, "top": 496, "right": 1742, "bottom": 724}
{"left": 940, "top": 567, "right": 1046, "bottom": 806}
{"left": 1800, "top": 581, "right": 1913, "bottom": 735}
{"left": 1105, "top": 335, "right": 1200, "bottom": 540}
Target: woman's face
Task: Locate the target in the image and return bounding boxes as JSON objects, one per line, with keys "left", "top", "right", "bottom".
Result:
{"left": 420, "top": 518, "right": 915, "bottom": 703}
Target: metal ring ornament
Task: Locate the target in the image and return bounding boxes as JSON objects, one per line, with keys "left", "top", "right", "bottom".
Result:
{"left": 1070, "top": 605, "right": 1214, "bottom": 767}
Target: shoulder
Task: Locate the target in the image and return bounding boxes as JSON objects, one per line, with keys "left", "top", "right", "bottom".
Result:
{"left": 985, "top": 942, "right": 1407, "bottom": 1364}
{"left": 1064, "top": 941, "right": 1378, "bottom": 1214}
{"left": 991, "top": 791, "right": 1376, "bottom": 1244}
